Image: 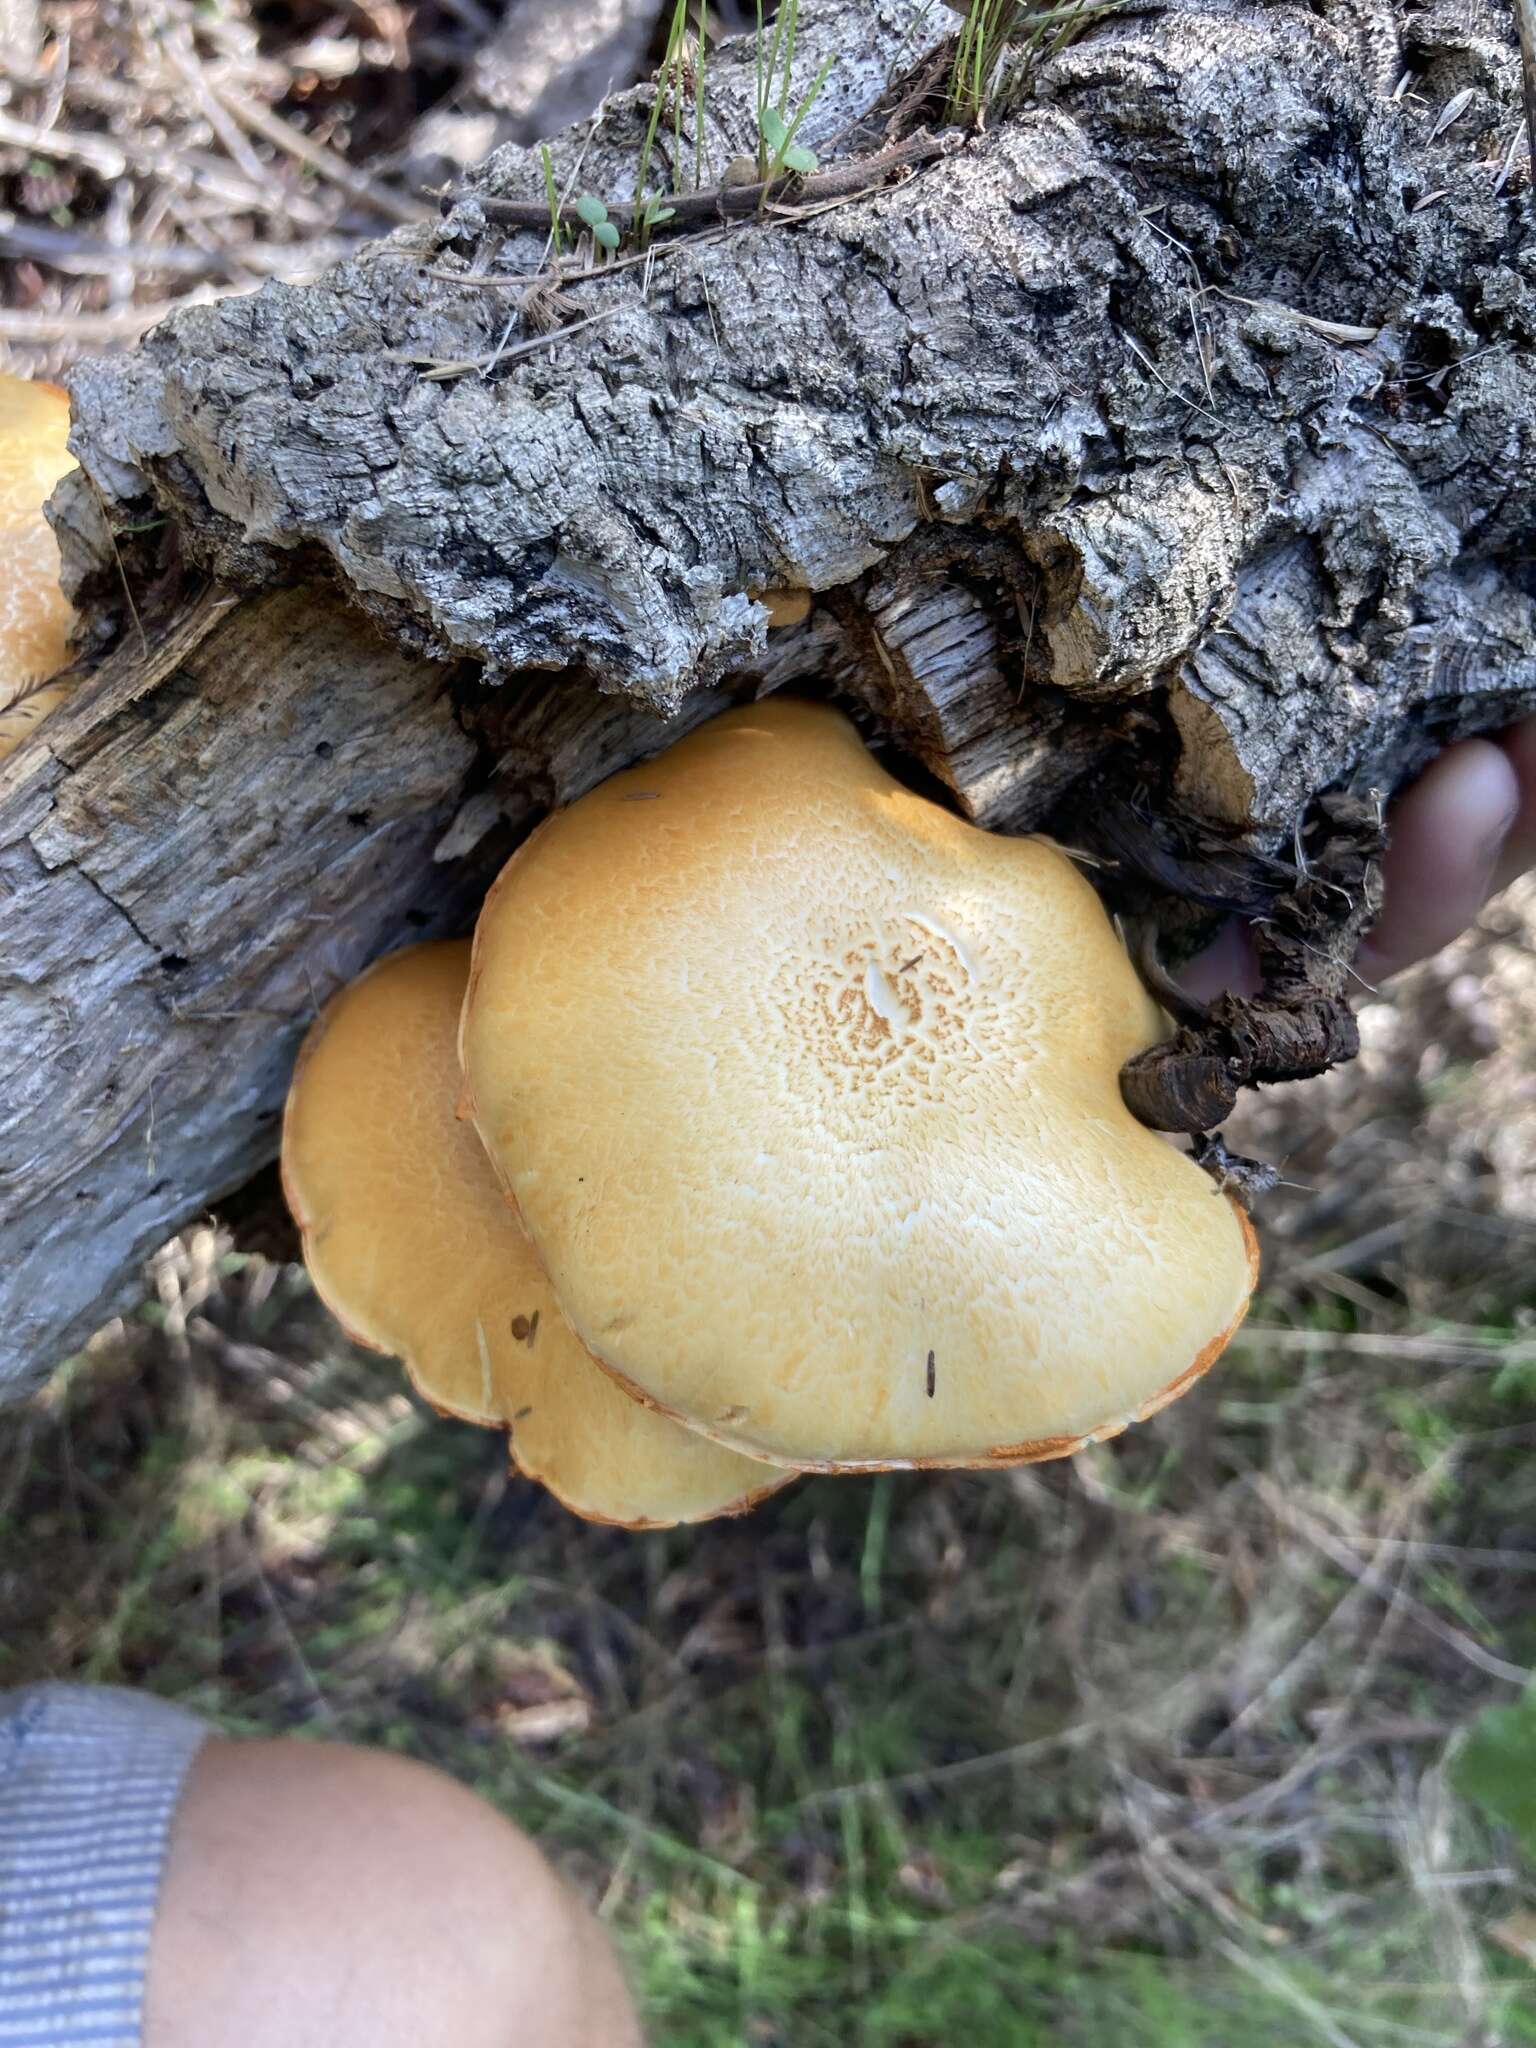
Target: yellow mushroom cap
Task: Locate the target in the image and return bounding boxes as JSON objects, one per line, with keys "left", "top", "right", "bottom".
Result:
{"left": 0, "top": 374, "right": 75, "bottom": 713}
{"left": 281, "top": 941, "right": 788, "bottom": 1527}
{"left": 460, "top": 700, "right": 1258, "bottom": 1472}
{"left": 752, "top": 588, "right": 812, "bottom": 630}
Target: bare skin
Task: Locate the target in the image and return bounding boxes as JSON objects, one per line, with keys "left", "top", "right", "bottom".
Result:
{"left": 144, "top": 1739, "right": 644, "bottom": 2048}
{"left": 1357, "top": 722, "right": 1536, "bottom": 982}
{"left": 1184, "top": 716, "right": 1536, "bottom": 1001}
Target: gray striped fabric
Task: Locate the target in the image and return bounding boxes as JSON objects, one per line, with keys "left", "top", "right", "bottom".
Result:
{"left": 0, "top": 1685, "right": 207, "bottom": 2048}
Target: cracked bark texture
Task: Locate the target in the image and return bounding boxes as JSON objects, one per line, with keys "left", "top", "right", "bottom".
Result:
{"left": 54, "top": 0, "right": 1536, "bottom": 820}
{"left": 6, "top": 0, "right": 1536, "bottom": 1393}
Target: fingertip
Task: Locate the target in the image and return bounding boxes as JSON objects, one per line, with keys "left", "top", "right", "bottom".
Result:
{"left": 1357, "top": 737, "right": 1520, "bottom": 981}
{"left": 1490, "top": 715, "right": 1536, "bottom": 897}
{"left": 1498, "top": 713, "right": 1536, "bottom": 798}
{"left": 1175, "top": 917, "right": 1262, "bottom": 1004}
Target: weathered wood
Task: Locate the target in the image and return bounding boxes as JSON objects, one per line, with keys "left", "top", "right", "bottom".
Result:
{"left": 8, "top": 0, "right": 1536, "bottom": 1394}
{"left": 0, "top": 589, "right": 475, "bottom": 1390}
{"left": 55, "top": 0, "right": 1536, "bottom": 831}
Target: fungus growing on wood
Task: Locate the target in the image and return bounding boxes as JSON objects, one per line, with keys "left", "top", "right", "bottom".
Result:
{"left": 753, "top": 589, "right": 813, "bottom": 630}
{"left": 281, "top": 940, "right": 788, "bottom": 1526}
{"left": 0, "top": 373, "right": 75, "bottom": 761}
{"left": 460, "top": 700, "right": 1259, "bottom": 1472}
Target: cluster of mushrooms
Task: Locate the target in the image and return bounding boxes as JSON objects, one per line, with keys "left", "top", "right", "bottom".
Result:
{"left": 0, "top": 369, "right": 1257, "bottom": 1528}
{"left": 283, "top": 699, "right": 1259, "bottom": 1527}
{"left": 0, "top": 375, "right": 77, "bottom": 756}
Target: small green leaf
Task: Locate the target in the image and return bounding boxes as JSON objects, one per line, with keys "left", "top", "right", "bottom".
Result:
{"left": 646, "top": 201, "right": 677, "bottom": 225}
{"left": 1456, "top": 1692, "right": 1536, "bottom": 1863}
{"left": 593, "top": 220, "right": 621, "bottom": 251}
{"left": 575, "top": 193, "right": 610, "bottom": 228}
{"left": 783, "top": 145, "right": 817, "bottom": 174}
{"left": 760, "top": 105, "right": 788, "bottom": 150}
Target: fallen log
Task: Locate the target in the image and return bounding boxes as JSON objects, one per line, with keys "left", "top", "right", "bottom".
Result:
{"left": 5, "top": 0, "right": 1536, "bottom": 1397}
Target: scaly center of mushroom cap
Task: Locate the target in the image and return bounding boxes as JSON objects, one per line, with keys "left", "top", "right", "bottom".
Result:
{"left": 780, "top": 909, "right": 1027, "bottom": 1101}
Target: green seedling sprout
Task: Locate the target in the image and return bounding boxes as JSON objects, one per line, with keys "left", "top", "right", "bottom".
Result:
{"left": 634, "top": 0, "right": 707, "bottom": 248}
{"left": 754, "top": 0, "right": 833, "bottom": 187}
{"left": 540, "top": 144, "right": 564, "bottom": 260}
{"left": 575, "top": 193, "right": 620, "bottom": 254}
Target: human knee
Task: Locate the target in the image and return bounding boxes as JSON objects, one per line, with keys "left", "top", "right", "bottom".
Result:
{"left": 145, "top": 1736, "right": 640, "bottom": 2048}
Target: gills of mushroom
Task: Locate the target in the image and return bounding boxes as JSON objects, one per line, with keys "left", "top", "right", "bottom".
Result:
{"left": 0, "top": 373, "right": 76, "bottom": 760}
{"left": 460, "top": 700, "right": 1259, "bottom": 1473}
{"left": 281, "top": 941, "right": 790, "bottom": 1527}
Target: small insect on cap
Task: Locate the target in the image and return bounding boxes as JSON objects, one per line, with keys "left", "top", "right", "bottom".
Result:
{"left": 0, "top": 373, "right": 76, "bottom": 754}
{"left": 460, "top": 700, "right": 1258, "bottom": 1472}
{"left": 281, "top": 941, "right": 787, "bottom": 1526}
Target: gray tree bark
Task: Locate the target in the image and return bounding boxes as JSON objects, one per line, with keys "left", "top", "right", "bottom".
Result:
{"left": 4, "top": 0, "right": 1536, "bottom": 1397}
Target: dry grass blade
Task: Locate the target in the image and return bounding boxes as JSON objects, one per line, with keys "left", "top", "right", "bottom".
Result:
{"left": 0, "top": 109, "right": 126, "bottom": 177}
{"left": 1214, "top": 289, "right": 1381, "bottom": 345}
{"left": 1238, "top": 1321, "right": 1536, "bottom": 1367}
{"left": 0, "top": 223, "right": 360, "bottom": 282}
{"left": 385, "top": 304, "right": 627, "bottom": 379}
{"left": 1258, "top": 1478, "right": 1533, "bottom": 1689}
{"left": 0, "top": 0, "right": 455, "bottom": 374}
{"left": 209, "top": 86, "right": 430, "bottom": 228}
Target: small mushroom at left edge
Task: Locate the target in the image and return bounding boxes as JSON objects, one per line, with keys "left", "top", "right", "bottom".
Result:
{"left": 280, "top": 940, "right": 792, "bottom": 1528}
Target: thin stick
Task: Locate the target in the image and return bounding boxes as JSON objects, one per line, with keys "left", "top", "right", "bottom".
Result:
{"left": 386, "top": 306, "right": 626, "bottom": 381}
{"left": 1264, "top": 1484, "right": 1532, "bottom": 1690}
{"left": 0, "top": 109, "right": 125, "bottom": 177}
{"left": 84, "top": 474, "right": 147, "bottom": 658}
{"left": 0, "top": 222, "right": 359, "bottom": 280}
{"left": 457, "top": 131, "right": 951, "bottom": 235}
{"left": 165, "top": 33, "right": 276, "bottom": 196}
{"left": 483, "top": 106, "right": 604, "bottom": 378}
{"left": 211, "top": 85, "right": 428, "bottom": 226}
{"left": 417, "top": 220, "right": 740, "bottom": 292}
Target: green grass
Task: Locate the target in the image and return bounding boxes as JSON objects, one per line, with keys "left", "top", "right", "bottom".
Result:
{"left": 1458, "top": 1689, "right": 1536, "bottom": 1862}
{"left": 944, "top": 0, "right": 1122, "bottom": 126}
{"left": 6, "top": 1218, "right": 1536, "bottom": 2044}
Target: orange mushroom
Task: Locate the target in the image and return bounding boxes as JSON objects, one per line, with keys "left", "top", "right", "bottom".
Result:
{"left": 752, "top": 588, "right": 812, "bottom": 630}
{"left": 282, "top": 941, "right": 789, "bottom": 1526}
{"left": 459, "top": 700, "right": 1258, "bottom": 1472}
{"left": 0, "top": 373, "right": 75, "bottom": 761}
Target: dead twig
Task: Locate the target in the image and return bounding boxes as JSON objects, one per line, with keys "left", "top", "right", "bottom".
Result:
{"left": 417, "top": 220, "right": 741, "bottom": 293}
{"left": 0, "top": 222, "right": 360, "bottom": 281}
{"left": 1236, "top": 1321, "right": 1536, "bottom": 1369}
{"left": 1260, "top": 1480, "right": 1532, "bottom": 1690}
{"left": 385, "top": 304, "right": 627, "bottom": 381}
{"left": 456, "top": 131, "right": 954, "bottom": 237}
{"left": 0, "top": 107, "right": 126, "bottom": 177}
{"left": 211, "top": 82, "right": 430, "bottom": 227}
